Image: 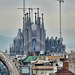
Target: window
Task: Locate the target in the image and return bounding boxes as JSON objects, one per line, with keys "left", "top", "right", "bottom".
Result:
{"left": 46, "top": 73, "right": 49, "bottom": 75}
{"left": 41, "top": 72, "right": 44, "bottom": 75}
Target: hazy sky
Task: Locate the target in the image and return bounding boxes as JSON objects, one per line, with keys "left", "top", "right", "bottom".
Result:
{"left": 0, "top": 0, "right": 75, "bottom": 52}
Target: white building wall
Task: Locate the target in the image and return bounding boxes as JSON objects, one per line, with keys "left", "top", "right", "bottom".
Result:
{"left": 69, "top": 52, "right": 75, "bottom": 74}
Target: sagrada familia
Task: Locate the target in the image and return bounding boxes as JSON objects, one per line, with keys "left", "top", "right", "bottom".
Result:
{"left": 10, "top": 8, "right": 65, "bottom": 56}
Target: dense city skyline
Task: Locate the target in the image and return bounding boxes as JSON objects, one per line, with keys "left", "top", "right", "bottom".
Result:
{"left": 0, "top": 0, "right": 75, "bottom": 52}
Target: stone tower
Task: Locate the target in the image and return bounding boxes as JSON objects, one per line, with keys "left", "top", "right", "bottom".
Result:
{"left": 23, "top": 8, "right": 46, "bottom": 53}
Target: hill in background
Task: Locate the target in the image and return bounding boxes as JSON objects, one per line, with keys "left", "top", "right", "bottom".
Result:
{"left": 0, "top": 35, "right": 13, "bottom": 52}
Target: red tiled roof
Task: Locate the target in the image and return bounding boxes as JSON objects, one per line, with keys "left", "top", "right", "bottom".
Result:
{"left": 56, "top": 68, "right": 73, "bottom": 74}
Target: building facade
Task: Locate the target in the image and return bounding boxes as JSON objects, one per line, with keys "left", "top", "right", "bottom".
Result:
{"left": 9, "top": 8, "right": 65, "bottom": 56}
{"left": 69, "top": 52, "right": 75, "bottom": 74}
{"left": 10, "top": 8, "right": 46, "bottom": 56}
{"left": 45, "top": 37, "right": 65, "bottom": 53}
{"left": 10, "top": 29, "right": 24, "bottom": 55}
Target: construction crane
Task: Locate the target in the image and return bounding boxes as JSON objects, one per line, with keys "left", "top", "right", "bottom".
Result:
{"left": 18, "top": 0, "right": 39, "bottom": 22}
{"left": 55, "top": 0, "right": 64, "bottom": 52}
{"left": 56, "top": 0, "right": 64, "bottom": 39}
{"left": 18, "top": 7, "right": 39, "bottom": 22}
{"left": 17, "top": 0, "right": 26, "bottom": 23}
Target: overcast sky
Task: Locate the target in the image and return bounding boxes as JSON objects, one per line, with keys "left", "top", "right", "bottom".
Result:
{"left": 0, "top": 0, "right": 75, "bottom": 52}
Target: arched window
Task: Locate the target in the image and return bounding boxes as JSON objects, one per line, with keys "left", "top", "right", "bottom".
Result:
{"left": 32, "top": 38, "right": 37, "bottom": 51}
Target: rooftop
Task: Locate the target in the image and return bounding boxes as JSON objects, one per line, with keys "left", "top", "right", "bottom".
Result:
{"left": 56, "top": 68, "right": 74, "bottom": 74}
{"left": 38, "top": 56, "right": 64, "bottom": 61}
{"left": 33, "top": 66, "right": 53, "bottom": 70}
{"left": 22, "top": 56, "right": 41, "bottom": 63}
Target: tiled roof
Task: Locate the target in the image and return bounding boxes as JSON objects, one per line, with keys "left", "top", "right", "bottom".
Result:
{"left": 38, "top": 56, "right": 64, "bottom": 61}
{"left": 56, "top": 68, "right": 74, "bottom": 74}
{"left": 47, "top": 56, "right": 64, "bottom": 61}
{"left": 22, "top": 56, "right": 41, "bottom": 63}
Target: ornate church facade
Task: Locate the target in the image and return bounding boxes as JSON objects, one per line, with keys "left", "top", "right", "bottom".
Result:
{"left": 10, "top": 8, "right": 65, "bottom": 56}
{"left": 10, "top": 8, "right": 46, "bottom": 56}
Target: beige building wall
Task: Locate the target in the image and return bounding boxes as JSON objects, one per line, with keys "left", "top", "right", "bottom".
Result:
{"left": 69, "top": 52, "right": 75, "bottom": 74}
{"left": 33, "top": 69, "right": 54, "bottom": 75}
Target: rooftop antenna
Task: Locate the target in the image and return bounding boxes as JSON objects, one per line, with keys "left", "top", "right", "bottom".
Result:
{"left": 56, "top": 0, "right": 64, "bottom": 39}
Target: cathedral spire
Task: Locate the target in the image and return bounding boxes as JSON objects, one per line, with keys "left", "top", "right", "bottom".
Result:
{"left": 25, "top": 14, "right": 26, "bottom": 20}
{"left": 37, "top": 8, "right": 40, "bottom": 25}
{"left": 23, "top": 17, "right": 24, "bottom": 24}
{"left": 28, "top": 8, "right": 31, "bottom": 25}
{"left": 26, "top": 13, "right": 29, "bottom": 26}
{"left": 27, "top": 13, "right": 28, "bottom": 21}
{"left": 37, "top": 8, "right": 39, "bottom": 17}
{"left": 28, "top": 8, "right": 30, "bottom": 17}
{"left": 42, "top": 13, "right": 44, "bottom": 24}
{"left": 23, "top": 13, "right": 26, "bottom": 24}
{"left": 42, "top": 13, "right": 44, "bottom": 28}
{"left": 35, "top": 12, "right": 36, "bottom": 24}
